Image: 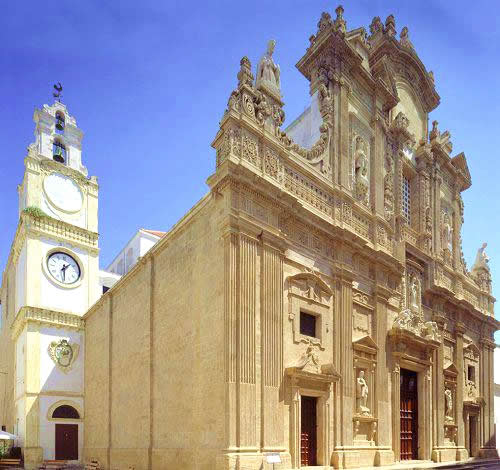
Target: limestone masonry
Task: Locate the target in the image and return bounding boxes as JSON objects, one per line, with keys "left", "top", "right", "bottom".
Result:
{"left": 0, "top": 5, "right": 498, "bottom": 470}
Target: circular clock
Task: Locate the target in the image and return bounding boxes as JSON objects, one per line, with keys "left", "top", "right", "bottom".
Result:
{"left": 47, "top": 252, "right": 81, "bottom": 285}
{"left": 43, "top": 173, "right": 83, "bottom": 213}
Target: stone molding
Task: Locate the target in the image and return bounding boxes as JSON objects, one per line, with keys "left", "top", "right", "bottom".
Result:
{"left": 11, "top": 305, "right": 84, "bottom": 340}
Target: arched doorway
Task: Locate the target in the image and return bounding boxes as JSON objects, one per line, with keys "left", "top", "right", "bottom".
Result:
{"left": 52, "top": 405, "right": 79, "bottom": 460}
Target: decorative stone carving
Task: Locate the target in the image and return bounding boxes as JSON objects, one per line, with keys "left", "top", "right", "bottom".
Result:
{"left": 48, "top": 339, "right": 79, "bottom": 373}
{"left": 237, "top": 56, "right": 254, "bottom": 88}
{"left": 333, "top": 5, "right": 347, "bottom": 34}
{"left": 384, "top": 153, "right": 394, "bottom": 220}
{"left": 317, "top": 11, "right": 332, "bottom": 34}
{"left": 356, "top": 370, "right": 370, "bottom": 415}
{"left": 471, "top": 242, "right": 490, "bottom": 273}
{"left": 392, "top": 308, "right": 441, "bottom": 343}
{"left": 292, "top": 340, "right": 321, "bottom": 374}
{"left": 369, "top": 16, "right": 383, "bottom": 35}
{"left": 256, "top": 40, "right": 281, "bottom": 98}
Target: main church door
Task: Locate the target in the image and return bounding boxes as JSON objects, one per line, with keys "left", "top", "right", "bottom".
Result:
{"left": 400, "top": 369, "right": 418, "bottom": 460}
{"left": 55, "top": 424, "right": 78, "bottom": 460}
{"left": 301, "top": 396, "right": 317, "bottom": 466}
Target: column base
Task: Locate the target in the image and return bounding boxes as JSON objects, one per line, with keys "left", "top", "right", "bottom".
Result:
{"left": 374, "top": 449, "right": 394, "bottom": 466}
{"left": 332, "top": 450, "right": 360, "bottom": 469}
{"left": 23, "top": 446, "right": 43, "bottom": 470}
{"left": 455, "top": 447, "right": 468, "bottom": 461}
{"left": 478, "top": 447, "right": 499, "bottom": 459}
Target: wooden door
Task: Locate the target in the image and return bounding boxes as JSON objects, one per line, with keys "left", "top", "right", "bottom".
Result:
{"left": 301, "top": 396, "right": 317, "bottom": 466}
{"left": 400, "top": 369, "right": 418, "bottom": 460}
{"left": 55, "top": 423, "right": 78, "bottom": 460}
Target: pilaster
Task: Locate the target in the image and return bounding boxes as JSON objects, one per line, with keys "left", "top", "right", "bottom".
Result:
{"left": 260, "top": 235, "right": 284, "bottom": 452}
{"left": 431, "top": 313, "right": 446, "bottom": 461}
{"left": 455, "top": 321, "right": 467, "bottom": 460}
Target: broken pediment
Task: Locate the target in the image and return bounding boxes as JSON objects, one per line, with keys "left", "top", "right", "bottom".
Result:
{"left": 287, "top": 272, "right": 332, "bottom": 305}
{"left": 444, "top": 363, "right": 459, "bottom": 379}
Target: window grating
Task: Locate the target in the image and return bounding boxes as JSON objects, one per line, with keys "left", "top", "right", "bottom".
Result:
{"left": 402, "top": 176, "right": 411, "bottom": 224}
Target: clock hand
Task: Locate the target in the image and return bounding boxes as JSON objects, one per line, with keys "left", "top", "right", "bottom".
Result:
{"left": 61, "top": 263, "right": 69, "bottom": 281}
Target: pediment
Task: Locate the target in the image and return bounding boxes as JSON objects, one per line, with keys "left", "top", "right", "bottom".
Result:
{"left": 444, "top": 363, "right": 459, "bottom": 377}
{"left": 353, "top": 335, "right": 378, "bottom": 358}
{"left": 370, "top": 37, "right": 440, "bottom": 113}
{"left": 464, "top": 343, "right": 480, "bottom": 360}
{"left": 287, "top": 272, "right": 332, "bottom": 305}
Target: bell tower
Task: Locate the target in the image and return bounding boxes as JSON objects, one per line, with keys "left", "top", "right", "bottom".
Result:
{"left": 0, "top": 97, "right": 99, "bottom": 468}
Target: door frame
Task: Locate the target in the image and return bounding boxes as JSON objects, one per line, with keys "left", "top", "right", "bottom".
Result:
{"left": 55, "top": 423, "right": 78, "bottom": 461}
{"left": 392, "top": 359, "right": 432, "bottom": 462}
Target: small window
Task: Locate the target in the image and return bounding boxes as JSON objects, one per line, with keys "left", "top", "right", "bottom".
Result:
{"left": 53, "top": 140, "right": 66, "bottom": 164}
{"left": 102, "top": 286, "right": 110, "bottom": 294}
{"left": 300, "top": 311, "right": 317, "bottom": 338}
{"left": 468, "top": 365, "right": 475, "bottom": 382}
{"left": 1, "top": 425, "right": 5, "bottom": 431}
{"left": 402, "top": 176, "right": 411, "bottom": 224}
{"left": 52, "top": 405, "right": 79, "bottom": 419}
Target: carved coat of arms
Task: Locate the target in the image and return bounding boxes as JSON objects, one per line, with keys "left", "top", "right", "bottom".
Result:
{"left": 48, "top": 339, "right": 79, "bottom": 372}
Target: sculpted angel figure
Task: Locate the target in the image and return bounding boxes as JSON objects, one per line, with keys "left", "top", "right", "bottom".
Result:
{"left": 256, "top": 40, "right": 281, "bottom": 94}
{"left": 356, "top": 370, "right": 370, "bottom": 415}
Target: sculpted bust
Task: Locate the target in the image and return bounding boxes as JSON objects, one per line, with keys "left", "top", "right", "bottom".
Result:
{"left": 256, "top": 40, "right": 281, "bottom": 95}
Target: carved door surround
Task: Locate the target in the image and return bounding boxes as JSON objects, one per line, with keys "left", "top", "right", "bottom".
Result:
{"left": 286, "top": 364, "right": 340, "bottom": 469}
{"left": 287, "top": 271, "right": 333, "bottom": 349}
{"left": 389, "top": 320, "right": 439, "bottom": 462}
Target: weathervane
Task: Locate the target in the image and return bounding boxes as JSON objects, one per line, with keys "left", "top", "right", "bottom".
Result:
{"left": 53, "top": 82, "right": 63, "bottom": 102}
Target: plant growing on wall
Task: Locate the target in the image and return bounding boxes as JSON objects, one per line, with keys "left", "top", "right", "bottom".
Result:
{"left": 22, "top": 206, "right": 47, "bottom": 219}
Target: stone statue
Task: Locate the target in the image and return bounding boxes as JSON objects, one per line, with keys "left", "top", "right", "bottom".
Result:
{"left": 442, "top": 213, "right": 452, "bottom": 251}
{"left": 256, "top": 40, "right": 281, "bottom": 96}
{"left": 471, "top": 242, "right": 489, "bottom": 273}
{"left": 410, "top": 276, "right": 419, "bottom": 309}
{"left": 356, "top": 370, "right": 370, "bottom": 415}
{"left": 445, "top": 388, "right": 453, "bottom": 419}
{"left": 353, "top": 137, "right": 369, "bottom": 203}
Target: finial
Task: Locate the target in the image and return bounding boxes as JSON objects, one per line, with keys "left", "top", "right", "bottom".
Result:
{"left": 317, "top": 12, "right": 332, "bottom": 33}
{"left": 385, "top": 15, "right": 396, "bottom": 37}
{"left": 430, "top": 120, "right": 439, "bottom": 140}
{"left": 237, "top": 56, "right": 254, "bottom": 88}
{"left": 334, "top": 5, "right": 346, "bottom": 33}
{"left": 53, "top": 82, "right": 63, "bottom": 102}
{"left": 428, "top": 70, "right": 435, "bottom": 85}
{"left": 369, "top": 16, "right": 383, "bottom": 35}
{"left": 400, "top": 26, "right": 414, "bottom": 49}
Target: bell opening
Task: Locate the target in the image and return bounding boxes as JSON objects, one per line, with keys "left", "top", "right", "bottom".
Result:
{"left": 53, "top": 153, "right": 65, "bottom": 163}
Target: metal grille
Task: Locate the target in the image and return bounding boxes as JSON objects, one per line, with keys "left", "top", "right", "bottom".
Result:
{"left": 402, "top": 176, "right": 411, "bottom": 224}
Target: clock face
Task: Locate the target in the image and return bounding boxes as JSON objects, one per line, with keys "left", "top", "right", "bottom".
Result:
{"left": 43, "top": 173, "right": 83, "bottom": 213}
{"left": 47, "top": 252, "right": 81, "bottom": 285}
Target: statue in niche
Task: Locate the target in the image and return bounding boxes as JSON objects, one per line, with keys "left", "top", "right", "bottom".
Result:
{"left": 256, "top": 40, "right": 281, "bottom": 95}
{"left": 409, "top": 276, "right": 419, "bottom": 310}
{"left": 356, "top": 370, "right": 370, "bottom": 415}
{"left": 442, "top": 212, "right": 453, "bottom": 252}
{"left": 445, "top": 388, "right": 453, "bottom": 420}
{"left": 353, "top": 137, "right": 369, "bottom": 204}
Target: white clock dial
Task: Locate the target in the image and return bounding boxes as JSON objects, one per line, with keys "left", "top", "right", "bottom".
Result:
{"left": 43, "top": 173, "right": 83, "bottom": 213}
{"left": 47, "top": 252, "right": 81, "bottom": 285}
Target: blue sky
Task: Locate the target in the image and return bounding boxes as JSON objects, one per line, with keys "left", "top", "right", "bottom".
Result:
{"left": 0, "top": 1, "right": 499, "bottom": 330}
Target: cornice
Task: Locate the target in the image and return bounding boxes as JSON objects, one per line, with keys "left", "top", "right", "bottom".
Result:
{"left": 11, "top": 306, "right": 84, "bottom": 340}
{"left": 22, "top": 212, "right": 99, "bottom": 253}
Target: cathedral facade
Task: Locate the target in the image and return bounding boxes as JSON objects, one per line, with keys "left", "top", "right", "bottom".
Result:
{"left": 0, "top": 5, "right": 498, "bottom": 470}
